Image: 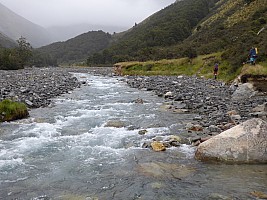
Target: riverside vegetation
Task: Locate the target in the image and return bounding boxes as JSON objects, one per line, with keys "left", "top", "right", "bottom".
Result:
{"left": 115, "top": 52, "right": 267, "bottom": 82}
{"left": 0, "top": 99, "right": 28, "bottom": 122}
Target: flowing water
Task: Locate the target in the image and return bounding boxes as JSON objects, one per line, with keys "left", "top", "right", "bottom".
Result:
{"left": 0, "top": 73, "right": 266, "bottom": 200}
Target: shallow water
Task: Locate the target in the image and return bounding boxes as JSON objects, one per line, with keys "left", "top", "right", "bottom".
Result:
{"left": 0, "top": 73, "right": 266, "bottom": 200}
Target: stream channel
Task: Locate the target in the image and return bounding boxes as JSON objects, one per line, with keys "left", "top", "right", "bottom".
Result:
{"left": 0, "top": 73, "right": 266, "bottom": 200}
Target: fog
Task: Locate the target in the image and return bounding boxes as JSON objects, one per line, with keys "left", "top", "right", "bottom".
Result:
{"left": 0, "top": 0, "right": 176, "bottom": 28}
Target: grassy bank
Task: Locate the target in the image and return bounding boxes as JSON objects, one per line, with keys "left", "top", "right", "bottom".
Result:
{"left": 0, "top": 99, "right": 29, "bottom": 122}
{"left": 116, "top": 53, "right": 267, "bottom": 83}
{"left": 241, "top": 62, "right": 267, "bottom": 75}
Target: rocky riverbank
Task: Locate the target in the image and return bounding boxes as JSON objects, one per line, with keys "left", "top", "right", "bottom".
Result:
{"left": 0, "top": 67, "right": 73, "bottom": 108}
{"left": 125, "top": 75, "right": 267, "bottom": 144}
{"left": 0, "top": 67, "right": 113, "bottom": 108}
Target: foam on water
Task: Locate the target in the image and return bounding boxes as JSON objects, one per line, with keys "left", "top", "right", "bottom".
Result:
{"left": 54, "top": 98, "right": 92, "bottom": 105}
{"left": 0, "top": 158, "right": 24, "bottom": 170}
{"left": 179, "top": 144, "right": 196, "bottom": 158}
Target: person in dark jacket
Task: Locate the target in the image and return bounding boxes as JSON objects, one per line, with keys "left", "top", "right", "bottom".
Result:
{"left": 214, "top": 63, "right": 219, "bottom": 80}
{"left": 249, "top": 47, "right": 257, "bottom": 65}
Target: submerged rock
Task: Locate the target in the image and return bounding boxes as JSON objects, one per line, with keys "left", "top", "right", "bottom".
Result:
{"left": 195, "top": 118, "right": 267, "bottom": 164}
{"left": 104, "top": 120, "right": 125, "bottom": 128}
{"left": 137, "top": 162, "right": 195, "bottom": 179}
{"left": 250, "top": 191, "right": 267, "bottom": 199}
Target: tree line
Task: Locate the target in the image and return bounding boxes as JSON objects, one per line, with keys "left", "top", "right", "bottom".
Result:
{"left": 0, "top": 37, "right": 32, "bottom": 70}
{"left": 0, "top": 37, "right": 59, "bottom": 70}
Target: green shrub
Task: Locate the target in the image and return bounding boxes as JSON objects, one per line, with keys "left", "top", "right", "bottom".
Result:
{"left": 0, "top": 99, "right": 29, "bottom": 122}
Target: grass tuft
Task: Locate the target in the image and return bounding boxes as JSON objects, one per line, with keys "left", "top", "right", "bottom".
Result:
{"left": 0, "top": 99, "right": 29, "bottom": 122}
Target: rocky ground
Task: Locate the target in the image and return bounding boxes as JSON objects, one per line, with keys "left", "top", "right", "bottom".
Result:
{"left": 126, "top": 75, "right": 266, "bottom": 139}
{"left": 0, "top": 66, "right": 266, "bottom": 146}
{"left": 0, "top": 67, "right": 80, "bottom": 108}
{"left": 0, "top": 67, "right": 113, "bottom": 108}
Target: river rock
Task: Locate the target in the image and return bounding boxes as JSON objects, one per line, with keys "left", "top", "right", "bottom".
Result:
{"left": 250, "top": 191, "right": 267, "bottom": 199}
{"left": 208, "top": 193, "right": 232, "bottom": 200}
{"left": 231, "top": 83, "right": 257, "bottom": 100}
{"left": 151, "top": 141, "right": 166, "bottom": 151}
{"left": 104, "top": 120, "right": 125, "bottom": 128}
{"left": 137, "top": 162, "right": 195, "bottom": 179}
{"left": 195, "top": 118, "right": 267, "bottom": 163}
{"left": 164, "top": 91, "right": 173, "bottom": 98}
{"left": 252, "top": 103, "right": 267, "bottom": 112}
{"left": 186, "top": 123, "right": 203, "bottom": 131}
{"left": 138, "top": 129, "right": 148, "bottom": 135}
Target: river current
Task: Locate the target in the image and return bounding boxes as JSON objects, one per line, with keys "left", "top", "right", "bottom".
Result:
{"left": 0, "top": 73, "right": 266, "bottom": 200}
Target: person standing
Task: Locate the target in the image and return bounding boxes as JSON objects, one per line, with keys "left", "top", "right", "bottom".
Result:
{"left": 249, "top": 47, "right": 257, "bottom": 65}
{"left": 214, "top": 63, "right": 219, "bottom": 80}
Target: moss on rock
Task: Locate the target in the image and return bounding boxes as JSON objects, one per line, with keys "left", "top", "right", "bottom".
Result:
{"left": 0, "top": 99, "right": 29, "bottom": 122}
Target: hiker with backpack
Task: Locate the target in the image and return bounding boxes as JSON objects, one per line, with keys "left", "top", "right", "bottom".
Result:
{"left": 213, "top": 63, "right": 219, "bottom": 80}
{"left": 248, "top": 47, "right": 258, "bottom": 65}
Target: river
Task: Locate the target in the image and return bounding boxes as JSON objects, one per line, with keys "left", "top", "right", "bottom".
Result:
{"left": 0, "top": 73, "right": 266, "bottom": 200}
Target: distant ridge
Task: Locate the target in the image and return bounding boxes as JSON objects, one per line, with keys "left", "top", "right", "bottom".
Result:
{"left": 37, "top": 30, "right": 112, "bottom": 64}
{"left": 47, "top": 23, "right": 127, "bottom": 43}
{"left": 0, "top": 2, "right": 52, "bottom": 47}
{"left": 0, "top": 32, "right": 16, "bottom": 48}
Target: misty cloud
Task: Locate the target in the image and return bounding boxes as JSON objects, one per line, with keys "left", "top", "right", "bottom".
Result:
{"left": 0, "top": 0, "right": 175, "bottom": 28}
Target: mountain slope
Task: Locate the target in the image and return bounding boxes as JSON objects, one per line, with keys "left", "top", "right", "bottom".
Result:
{"left": 35, "top": 0, "right": 218, "bottom": 65}
{"left": 86, "top": 0, "right": 266, "bottom": 69}
{"left": 0, "top": 32, "right": 17, "bottom": 48}
{"left": 87, "top": 0, "right": 220, "bottom": 64}
{"left": 36, "top": 30, "right": 112, "bottom": 64}
{"left": 174, "top": 0, "right": 267, "bottom": 68}
{"left": 0, "top": 2, "right": 52, "bottom": 47}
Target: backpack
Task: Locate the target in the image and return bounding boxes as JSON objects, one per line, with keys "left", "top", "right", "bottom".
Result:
{"left": 255, "top": 48, "right": 258, "bottom": 54}
{"left": 214, "top": 64, "right": 218, "bottom": 71}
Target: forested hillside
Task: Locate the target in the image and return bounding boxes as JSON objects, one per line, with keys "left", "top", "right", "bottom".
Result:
{"left": 36, "top": 31, "right": 112, "bottom": 65}
{"left": 88, "top": 0, "right": 219, "bottom": 64}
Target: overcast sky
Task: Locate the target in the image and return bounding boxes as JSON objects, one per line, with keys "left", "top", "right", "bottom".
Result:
{"left": 0, "top": 0, "right": 176, "bottom": 28}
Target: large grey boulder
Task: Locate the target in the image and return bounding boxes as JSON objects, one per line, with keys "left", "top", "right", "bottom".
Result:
{"left": 195, "top": 118, "right": 267, "bottom": 164}
{"left": 231, "top": 83, "right": 257, "bottom": 100}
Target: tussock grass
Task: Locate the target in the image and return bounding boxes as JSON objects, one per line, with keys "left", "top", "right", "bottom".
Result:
{"left": 0, "top": 99, "right": 29, "bottom": 122}
{"left": 199, "top": 0, "right": 241, "bottom": 28}
{"left": 117, "top": 52, "right": 242, "bottom": 82}
{"left": 225, "top": 0, "right": 266, "bottom": 28}
{"left": 241, "top": 63, "right": 267, "bottom": 75}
